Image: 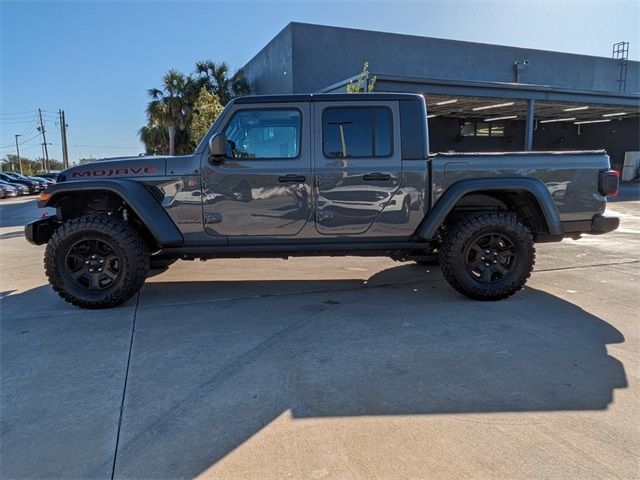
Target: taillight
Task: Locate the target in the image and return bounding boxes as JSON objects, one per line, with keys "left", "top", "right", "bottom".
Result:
{"left": 598, "top": 169, "right": 620, "bottom": 197}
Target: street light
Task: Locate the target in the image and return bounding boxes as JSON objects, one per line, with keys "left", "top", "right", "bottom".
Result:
{"left": 14, "top": 134, "right": 23, "bottom": 175}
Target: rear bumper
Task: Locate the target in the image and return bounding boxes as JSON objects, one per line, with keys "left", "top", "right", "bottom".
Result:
{"left": 589, "top": 215, "right": 619, "bottom": 234}
{"left": 24, "top": 216, "right": 60, "bottom": 245}
{"left": 544, "top": 214, "right": 620, "bottom": 242}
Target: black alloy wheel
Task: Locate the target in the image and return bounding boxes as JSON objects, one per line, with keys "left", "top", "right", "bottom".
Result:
{"left": 64, "top": 238, "right": 122, "bottom": 291}
{"left": 464, "top": 233, "right": 516, "bottom": 284}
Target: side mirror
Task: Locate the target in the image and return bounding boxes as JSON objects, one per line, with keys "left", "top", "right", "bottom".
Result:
{"left": 208, "top": 133, "right": 228, "bottom": 163}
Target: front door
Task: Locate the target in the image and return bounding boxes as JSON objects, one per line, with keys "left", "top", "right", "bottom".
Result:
{"left": 202, "top": 103, "right": 312, "bottom": 237}
{"left": 314, "top": 101, "right": 403, "bottom": 235}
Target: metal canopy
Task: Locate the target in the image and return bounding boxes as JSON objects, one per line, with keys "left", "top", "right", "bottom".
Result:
{"left": 424, "top": 95, "right": 640, "bottom": 122}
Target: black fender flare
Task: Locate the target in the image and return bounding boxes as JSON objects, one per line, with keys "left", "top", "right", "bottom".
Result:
{"left": 40, "top": 179, "right": 184, "bottom": 247}
{"left": 417, "top": 177, "right": 563, "bottom": 240}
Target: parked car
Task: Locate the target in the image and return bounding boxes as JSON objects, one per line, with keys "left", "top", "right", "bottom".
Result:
{"left": 37, "top": 173, "right": 60, "bottom": 182}
{"left": 29, "top": 176, "right": 55, "bottom": 190}
{"left": 0, "top": 179, "right": 29, "bottom": 195}
{"left": 2, "top": 183, "right": 20, "bottom": 197}
{"left": 25, "top": 93, "right": 619, "bottom": 309}
{"left": 0, "top": 173, "right": 41, "bottom": 194}
{"left": 4, "top": 172, "right": 50, "bottom": 190}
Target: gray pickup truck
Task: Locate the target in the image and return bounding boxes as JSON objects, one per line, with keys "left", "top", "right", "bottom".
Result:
{"left": 25, "top": 93, "right": 620, "bottom": 308}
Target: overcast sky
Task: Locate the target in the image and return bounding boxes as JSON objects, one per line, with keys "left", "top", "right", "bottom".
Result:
{"left": 1, "top": 0, "right": 638, "bottom": 163}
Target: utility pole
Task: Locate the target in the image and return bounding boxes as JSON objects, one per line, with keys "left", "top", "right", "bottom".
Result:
{"left": 14, "top": 134, "right": 23, "bottom": 175}
{"left": 38, "top": 108, "right": 50, "bottom": 172}
{"left": 59, "top": 109, "right": 69, "bottom": 169}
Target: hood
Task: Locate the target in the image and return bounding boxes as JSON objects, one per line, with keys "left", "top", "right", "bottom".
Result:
{"left": 61, "top": 155, "right": 168, "bottom": 181}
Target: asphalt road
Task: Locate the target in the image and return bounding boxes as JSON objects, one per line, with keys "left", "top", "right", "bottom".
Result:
{"left": 1, "top": 186, "right": 638, "bottom": 479}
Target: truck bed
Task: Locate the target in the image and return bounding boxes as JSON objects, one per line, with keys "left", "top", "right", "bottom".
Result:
{"left": 430, "top": 150, "right": 610, "bottom": 222}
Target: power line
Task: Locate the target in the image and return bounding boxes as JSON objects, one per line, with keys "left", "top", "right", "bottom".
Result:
{"left": 0, "top": 119, "right": 38, "bottom": 125}
{"left": 72, "top": 144, "right": 141, "bottom": 149}
{"left": 0, "top": 109, "right": 38, "bottom": 116}
{"left": 0, "top": 133, "right": 41, "bottom": 150}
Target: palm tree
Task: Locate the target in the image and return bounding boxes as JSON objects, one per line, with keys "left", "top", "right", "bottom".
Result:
{"left": 138, "top": 122, "right": 167, "bottom": 155}
{"left": 145, "top": 70, "right": 193, "bottom": 155}
{"left": 195, "top": 60, "right": 250, "bottom": 105}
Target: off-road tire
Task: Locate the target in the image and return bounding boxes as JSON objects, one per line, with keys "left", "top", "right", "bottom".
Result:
{"left": 44, "top": 215, "right": 149, "bottom": 309}
{"left": 440, "top": 213, "right": 535, "bottom": 300}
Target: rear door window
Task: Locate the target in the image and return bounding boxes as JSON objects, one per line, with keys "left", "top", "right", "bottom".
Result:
{"left": 322, "top": 107, "right": 393, "bottom": 158}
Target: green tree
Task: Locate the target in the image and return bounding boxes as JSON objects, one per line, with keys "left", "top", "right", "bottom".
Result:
{"left": 145, "top": 69, "right": 194, "bottom": 156}
{"left": 138, "top": 121, "right": 168, "bottom": 155}
{"left": 346, "top": 61, "right": 377, "bottom": 93}
{"left": 190, "top": 87, "right": 224, "bottom": 145}
{"left": 1, "top": 155, "right": 63, "bottom": 175}
{"left": 195, "top": 60, "right": 251, "bottom": 105}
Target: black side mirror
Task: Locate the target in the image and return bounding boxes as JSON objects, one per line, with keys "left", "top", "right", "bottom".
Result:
{"left": 208, "top": 133, "right": 228, "bottom": 164}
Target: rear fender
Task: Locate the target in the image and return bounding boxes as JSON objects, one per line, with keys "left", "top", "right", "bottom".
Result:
{"left": 417, "top": 177, "right": 563, "bottom": 240}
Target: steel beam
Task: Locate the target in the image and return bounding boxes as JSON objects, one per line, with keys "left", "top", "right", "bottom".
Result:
{"left": 525, "top": 99, "right": 535, "bottom": 151}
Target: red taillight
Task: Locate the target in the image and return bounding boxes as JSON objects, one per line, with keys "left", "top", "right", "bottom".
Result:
{"left": 598, "top": 169, "right": 620, "bottom": 197}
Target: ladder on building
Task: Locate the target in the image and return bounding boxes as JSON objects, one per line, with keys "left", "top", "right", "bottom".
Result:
{"left": 612, "top": 41, "right": 629, "bottom": 93}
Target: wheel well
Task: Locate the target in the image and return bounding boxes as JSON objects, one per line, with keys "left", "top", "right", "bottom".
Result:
{"left": 446, "top": 190, "right": 549, "bottom": 235}
{"left": 50, "top": 190, "right": 159, "bottom": 249}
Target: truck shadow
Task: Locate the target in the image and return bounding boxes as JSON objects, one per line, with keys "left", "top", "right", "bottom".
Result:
{"left": 0, "top": 265, "right": 628, "bottom": 478}
{"left": 112, "top": 265, "right": 627, "bottom": 478}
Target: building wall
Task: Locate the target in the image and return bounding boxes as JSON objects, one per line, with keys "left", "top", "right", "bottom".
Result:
{"left": 242, "top": 25, "right": 294, "bottom": 94}
{"left": 428, "top": 118, "right": 526, "bottom": 153}
{"left": 242, "top": 22, "right": 640, "bottom": 95}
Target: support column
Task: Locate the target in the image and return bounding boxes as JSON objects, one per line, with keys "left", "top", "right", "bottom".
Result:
{"left": 524, "top": 99, "right": 535, "bottom": 151}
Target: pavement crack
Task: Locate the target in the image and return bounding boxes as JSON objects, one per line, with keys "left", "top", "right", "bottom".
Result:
{"left": 110, "top": 292, "right": 140, "bottom": 480}
{"left": 535, "top": 259, "right": 639, "bottom": 273}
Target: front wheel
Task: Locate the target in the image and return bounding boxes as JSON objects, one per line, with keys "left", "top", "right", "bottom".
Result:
{"left": 44, "top": 215, "right": 149, "bottom": 309}
{"left": 440, "top": 213, "right": 535, "bottom": 301}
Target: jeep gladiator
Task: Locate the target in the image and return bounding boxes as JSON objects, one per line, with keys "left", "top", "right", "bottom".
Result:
{"left": 25, "top": 93, "right": 620, "bottom": 308}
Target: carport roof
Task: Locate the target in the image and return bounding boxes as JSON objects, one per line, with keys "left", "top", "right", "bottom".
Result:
{"left": 322, "top": 73, "right": 640, "bottom": 108}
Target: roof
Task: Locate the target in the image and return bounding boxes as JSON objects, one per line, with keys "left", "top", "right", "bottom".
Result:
{"left": 233, "top": 93, "right": 422, "bottom": 104}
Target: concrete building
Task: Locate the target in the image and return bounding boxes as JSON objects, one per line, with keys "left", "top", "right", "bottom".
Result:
{"left": 242, "top": 22, "right": 640, "bottom": 169}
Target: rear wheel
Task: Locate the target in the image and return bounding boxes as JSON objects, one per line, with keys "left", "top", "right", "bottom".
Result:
{"left": 440, "top": 213, "right": 535, "bottom": 300}
{"left": 44, "top": 215, "right": 149, "bottom": 309}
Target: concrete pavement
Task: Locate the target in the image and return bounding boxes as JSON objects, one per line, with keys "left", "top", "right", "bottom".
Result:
{"left": 1, "top": 187, "right": 638, "bottom": 479}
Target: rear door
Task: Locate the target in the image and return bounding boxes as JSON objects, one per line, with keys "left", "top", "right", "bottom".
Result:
{"left": 313, "top": 101, "right": 402, "bottom": 235}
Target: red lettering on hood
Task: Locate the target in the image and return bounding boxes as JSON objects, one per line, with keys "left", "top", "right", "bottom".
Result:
{"left": 71, "top": 166, "right": 157, "bottom": 178}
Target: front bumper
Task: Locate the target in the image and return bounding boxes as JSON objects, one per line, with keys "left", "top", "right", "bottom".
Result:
{"left": 589, "top": 215, "right": 620, "bottom": 234}
{"left": 24, "top": 216, "right": 60, "bottom": 245}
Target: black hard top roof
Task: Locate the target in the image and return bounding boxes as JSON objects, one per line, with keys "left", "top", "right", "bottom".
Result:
{"left": 233, "top": 93, "right": 422, "bottom": 104}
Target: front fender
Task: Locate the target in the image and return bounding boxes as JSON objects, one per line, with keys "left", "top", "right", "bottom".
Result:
{"left": 39, "top": 179, "right": 184, "bottom": 247}
{"left": 417, "top": 177, "right": 563, "bottom": 240}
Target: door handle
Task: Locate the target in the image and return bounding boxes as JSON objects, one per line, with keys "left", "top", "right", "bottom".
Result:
{"left": 363, "top": 173, "right": 391, "bottom": 181}
{"left": 279, "top": 174, "right": 306, "bottom": 183}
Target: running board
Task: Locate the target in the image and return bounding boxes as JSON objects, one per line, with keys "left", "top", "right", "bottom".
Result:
{"left": 156, "top": 241, "right": 431, "bottom": 260}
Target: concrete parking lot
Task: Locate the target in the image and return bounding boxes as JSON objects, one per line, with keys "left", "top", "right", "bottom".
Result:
{"left": 1, "top": 186, "right": 639, "bottom": 479}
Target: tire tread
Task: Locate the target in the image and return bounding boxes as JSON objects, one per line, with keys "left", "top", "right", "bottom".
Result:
{"left": 44, "top": 215, "right": 149, "bottom": 309}
{"left": 440, "top": 212, "right": 535, "bottom": 300}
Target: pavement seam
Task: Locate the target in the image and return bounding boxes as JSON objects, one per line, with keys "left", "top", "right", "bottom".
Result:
{"left": 107, "top": 305, "right": 330, "bottom": 469}
{"left": 535, "top": 259, "right": 639, "bottom": 273}
{"left": 110, "top": 291, "right": 140, "bottom": 480}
